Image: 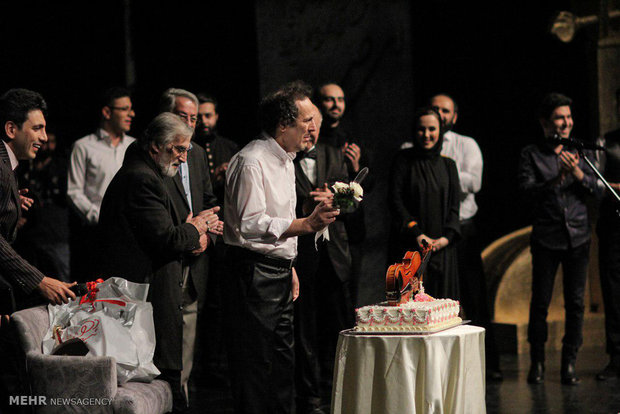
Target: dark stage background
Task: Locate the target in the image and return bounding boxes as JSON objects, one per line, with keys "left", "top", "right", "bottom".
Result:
{"left": 0, "top": 0, "right": 598, "bottom": 305}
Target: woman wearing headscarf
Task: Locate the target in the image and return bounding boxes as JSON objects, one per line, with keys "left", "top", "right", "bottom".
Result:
{"left": 389, "top": 107, "right": 461, "bottom": 299}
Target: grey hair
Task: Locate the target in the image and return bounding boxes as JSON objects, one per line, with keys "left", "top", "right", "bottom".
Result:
{"left": 140, "top": 112, "right": 193, "bottom": 152}
{"left": 159, "top": 88, "right": 199, "bottom": 113}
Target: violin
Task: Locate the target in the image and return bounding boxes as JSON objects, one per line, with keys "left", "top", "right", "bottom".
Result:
{"left": 385, "top": 240, "right": 432, "bottom": 306}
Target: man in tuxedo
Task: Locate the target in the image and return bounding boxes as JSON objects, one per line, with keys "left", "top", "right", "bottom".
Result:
{"left": 0, "top": 88, "right": 76, "bottom": 412}
{"left": 294, "top": 107, "right": 353, "bottom": 414}
{"left": 97, "top": 113, "right": 220, "bottom": 413}
{"left": 158, "top": 88, "right": 221, "bottom": 409}
{"left": 315, "top": 82, "right": 371, "bottom": 305}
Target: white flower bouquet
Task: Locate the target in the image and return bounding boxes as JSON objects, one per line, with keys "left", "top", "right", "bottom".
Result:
{"left": 332, "top": 181, "right": 364, "bottom": 213}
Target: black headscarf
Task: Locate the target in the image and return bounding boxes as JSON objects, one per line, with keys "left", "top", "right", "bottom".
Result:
{"left": 411, "top": 107, "right": 445, "bottom": 159}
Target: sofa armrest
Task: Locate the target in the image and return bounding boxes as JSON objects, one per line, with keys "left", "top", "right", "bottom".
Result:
{"left": 27, "top": 352, "right": 118, "bottom": 401}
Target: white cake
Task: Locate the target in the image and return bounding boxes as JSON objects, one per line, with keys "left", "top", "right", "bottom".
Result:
{"left": 354, "top": 297, "right": 461, "bottom": 333}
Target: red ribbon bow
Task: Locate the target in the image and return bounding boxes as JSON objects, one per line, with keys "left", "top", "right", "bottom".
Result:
{"left": 79, "top": 278, "right": 126, "bottom": 308}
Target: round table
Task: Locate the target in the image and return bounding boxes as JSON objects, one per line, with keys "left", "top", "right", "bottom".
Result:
{"left": 331, "top": 325, "right": 486, "bottom": 414}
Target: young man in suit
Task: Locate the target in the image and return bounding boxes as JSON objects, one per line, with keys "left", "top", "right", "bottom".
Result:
{"left": 0, "top": 88, "right": 77, "bottom": 412}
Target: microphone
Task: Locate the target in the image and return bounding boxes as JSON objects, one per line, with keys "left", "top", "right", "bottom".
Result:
{"left": 551, "top": 134, "right": 606, "bottom": 151}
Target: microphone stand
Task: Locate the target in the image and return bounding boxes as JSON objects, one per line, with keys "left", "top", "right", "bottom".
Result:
{"left": 573, "top": 144, "right": 620, "bottom": 217}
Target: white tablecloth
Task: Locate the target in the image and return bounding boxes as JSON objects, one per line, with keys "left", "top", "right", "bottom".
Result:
{"left": 331, "top": 325, "right": 486, "bottom": 414}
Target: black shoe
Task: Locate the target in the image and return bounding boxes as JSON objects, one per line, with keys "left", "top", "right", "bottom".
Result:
{"left": 561, "top": 360, "right": 581, "bottom": 386}
{"left": 596, "top": 362, "right": 620, "bottom": 381}
{"left": 527, "top": 361, "right": 544, "bottom": 384}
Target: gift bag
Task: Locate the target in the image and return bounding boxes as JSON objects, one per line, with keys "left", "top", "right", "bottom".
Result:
{"left": 42, "top": 277, "right": 160, "bottom": 384}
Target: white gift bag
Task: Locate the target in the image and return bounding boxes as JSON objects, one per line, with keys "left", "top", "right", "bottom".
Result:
{"left": 42, "top": 277, "right": 160, "bottom": 384}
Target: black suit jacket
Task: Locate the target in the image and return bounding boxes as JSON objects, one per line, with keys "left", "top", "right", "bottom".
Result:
{"left": 164, "top": 143, "right": 217, "bottom": 308}
{"left": 295, "top": 143, "right": 352, "bottom": 282}
{"left": 195, "top": 133, "right": 239, "bottom": 205}
{"left": 97, "top": 142, "right": 201, "bottom": 370}
{"left": 0, "top": 142, "right": 45, "bottom": 314}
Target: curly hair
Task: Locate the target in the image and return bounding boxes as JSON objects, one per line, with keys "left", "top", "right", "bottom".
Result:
{"left": 259, "top": 80, "right": 312, "bottom": 137}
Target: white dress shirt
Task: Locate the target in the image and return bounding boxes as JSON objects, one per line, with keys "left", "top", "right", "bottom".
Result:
{"left": 299, "top": 145, "right": 317, "bottom": 186}
{"left": 400, "top": 130, "right": 483, "bottom": 220}
{"left": 67, "top": 128, "right": 135, "bottom": 224}
{"left": 224, "top": 134, "right": 298, "bottom": 259}
{"left": 440, "top": 131, "right": 483, "bottom": 220}
{"left": 3, "top": 141, "right": 18, "bottom": 171}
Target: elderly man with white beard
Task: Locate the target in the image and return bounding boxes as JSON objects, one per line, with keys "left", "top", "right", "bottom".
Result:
{"left": 96, "top": 112, "right": 220, "bottom": 413}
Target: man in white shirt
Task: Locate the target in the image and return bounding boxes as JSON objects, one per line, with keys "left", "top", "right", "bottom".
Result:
{"left": 429, "top": 93, "right": 501, "bottom": 380}
{"left": 223, "top": 82, "right": 338, "bottom": 414}
{"left": 67, "top": 87, "right": 136, "bottom": 281}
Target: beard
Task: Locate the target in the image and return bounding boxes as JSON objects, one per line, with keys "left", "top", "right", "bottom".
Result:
{"left": 197, "top": 126, "right": 213, "bottom": 139}
{"left": 325, "top": 111, "right": 342, "bottom": 123}
{"left": 157, "top": 153, "right": 180, "bottom": 177}
{"left": 160, "top": 163, "right": 178, "bottom": 177}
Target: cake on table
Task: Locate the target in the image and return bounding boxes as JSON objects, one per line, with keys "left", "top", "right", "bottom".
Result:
{"left": 354, "top": 249, "right": 462, "bottom": 333}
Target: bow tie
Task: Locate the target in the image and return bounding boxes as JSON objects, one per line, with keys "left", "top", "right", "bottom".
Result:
{"left": 298, "top": 148, "right": 317, "bottom": 160}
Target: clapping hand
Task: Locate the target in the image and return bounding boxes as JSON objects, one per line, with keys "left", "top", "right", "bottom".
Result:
{"left": 188, "top": 206, "right": 221, "bottom": 235}
{"left": 198, "top": 206, "right": 223, "bottom": 236}
{"left": 191, "top": 233, "right": 209, "bottom": 255}
{"left": 310, "top": 183, "right": 333, "bottom": 203}
{"left": 558, "top": 151, "right": 584, "bottom": 182}
{"left": 343, "top": 142, "right": 361, "bottom": 173}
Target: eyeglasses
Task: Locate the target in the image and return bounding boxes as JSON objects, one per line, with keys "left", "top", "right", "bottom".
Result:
{"left": 109, "top": 106, "right": 135, "bottom": 113}
{"left": 175, "top": 112, "right": 197, "bottom": 124}
{"left": 170, "top": 144, "right": 192, "bottom": 154}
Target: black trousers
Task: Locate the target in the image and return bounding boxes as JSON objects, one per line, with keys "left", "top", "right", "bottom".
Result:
{"left": 527, "top": 241, "right": 590, "bottom": 362}
{"left": 598, "top": 203, "right": 620, "bottom": 360}
{"left": 223, "top": 248, "right": 295, "bottom": 414}
{"left": 456, "top": 219, "right": 500, "bottom": 371}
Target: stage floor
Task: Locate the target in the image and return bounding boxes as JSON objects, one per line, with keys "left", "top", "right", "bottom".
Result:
{"left": 188, "top": 346, "right": 619, "bottom": 414}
